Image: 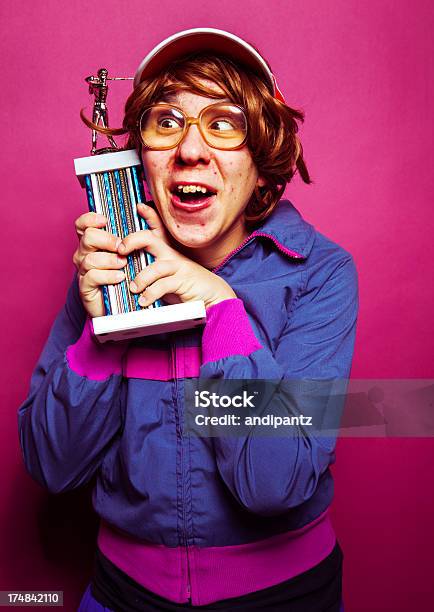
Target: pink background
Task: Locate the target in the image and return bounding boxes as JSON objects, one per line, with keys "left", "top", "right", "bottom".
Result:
{"left": 2, "top": 1, "right": 434, "bottom": 609}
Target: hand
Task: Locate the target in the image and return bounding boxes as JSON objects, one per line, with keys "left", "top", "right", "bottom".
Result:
{"left": 118, "top": 203, "right": 237, "bottom": 309}
{"left": 73, "top": 212, "right": 127, "bottom": 318}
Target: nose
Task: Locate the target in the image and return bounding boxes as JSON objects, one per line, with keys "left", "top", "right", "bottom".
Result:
{"left": 175, "top": 122, "right": 211, "bottom": 165}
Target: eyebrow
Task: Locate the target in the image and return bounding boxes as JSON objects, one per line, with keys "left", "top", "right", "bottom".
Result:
{"left": 159, "top": 94, "right": 178, "bottom": 105}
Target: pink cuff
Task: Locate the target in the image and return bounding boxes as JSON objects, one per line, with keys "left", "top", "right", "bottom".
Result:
{"left": 202, "top": 299, "right": 262, "bottom": 365}
{"left": 66, "top": 318, "right": 128, "bottom": 381}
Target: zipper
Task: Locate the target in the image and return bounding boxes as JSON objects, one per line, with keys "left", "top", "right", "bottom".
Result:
{"left": 211, "top": 230, "right": 304, "bottom": 275}
{"left": 185, "top": 538, "right": 192, "bottom": 600}
{"left": 171, "top": 338, "right": 192, "bottom": 602}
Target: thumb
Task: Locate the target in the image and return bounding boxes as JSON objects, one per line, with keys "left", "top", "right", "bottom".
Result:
{"left": 137, "top": 202, "right": 167, "bottom": 237}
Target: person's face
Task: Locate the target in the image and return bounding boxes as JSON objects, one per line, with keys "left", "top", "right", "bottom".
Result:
{"left": 140, "top": 79, "right": 265, "bottom": 253}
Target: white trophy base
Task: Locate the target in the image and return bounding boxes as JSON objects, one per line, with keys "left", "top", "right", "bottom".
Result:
{"left": 92, "top": 301, "right": 206, "bottom": 343}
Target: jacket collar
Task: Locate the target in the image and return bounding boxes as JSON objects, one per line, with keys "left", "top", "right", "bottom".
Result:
{"left": 251, "top": 199, "right": 315, "bottom": 260}
{"left": 212, "top": 200, "right": 315, "bottom": 274}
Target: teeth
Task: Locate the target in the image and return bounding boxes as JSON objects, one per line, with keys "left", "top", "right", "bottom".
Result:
{"left": 177, "top": 185, "right": 208, "bottom": 194}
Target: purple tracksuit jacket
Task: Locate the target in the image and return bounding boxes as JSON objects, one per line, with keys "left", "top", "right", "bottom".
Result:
{"left": 18, "top": 199, "right": 359, "bottom": 606}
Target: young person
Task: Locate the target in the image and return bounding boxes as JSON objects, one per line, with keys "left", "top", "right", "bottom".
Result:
{"left": 18, "top": 28, "right": 358, "bottom": 611}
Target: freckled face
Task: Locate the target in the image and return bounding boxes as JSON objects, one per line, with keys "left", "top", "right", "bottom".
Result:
{"left": 140, "top": 80, "right": 264, "bottom": 252}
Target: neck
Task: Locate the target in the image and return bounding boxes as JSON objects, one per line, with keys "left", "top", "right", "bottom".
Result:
{"left": 178, "top": 219, "right": 250, "bottom": 271}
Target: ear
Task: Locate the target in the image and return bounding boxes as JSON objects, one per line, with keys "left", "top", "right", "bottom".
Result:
{"left": 256, "top": 175, "right": 266, "bottom": 188}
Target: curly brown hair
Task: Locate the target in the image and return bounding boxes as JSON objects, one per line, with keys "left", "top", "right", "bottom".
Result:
{"left": 81, "top": 52, "right": 312, "bottom": 225}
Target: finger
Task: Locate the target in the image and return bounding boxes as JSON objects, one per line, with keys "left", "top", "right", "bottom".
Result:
{"left": 75, "top": 212, "right": 107, "bottom": 238}
{"left": 81, "top": 227, "right": 122, "bottom": 255}
{"left": 137, "top": 203, "right": 167, "bottom": 235}
{"left": 80, "top": 268, "right": 126, "bottom": 291}
{"left": 129, "top": 260, "right": 178, "bottom": 293}
{"left": 77, "top": 281, "right": 104, "bottom": 318}
{"left": 118, "top": 229, "right": 170, "bottom": 259}
{"left": 79, "top": 252, "right": 127, "bottom": 275}
{"left": 138, "top": 276, "right": 181, "bottom": 307}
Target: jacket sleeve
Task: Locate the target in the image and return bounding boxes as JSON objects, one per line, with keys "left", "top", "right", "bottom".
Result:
{"left": 199, "top": 255, "right": 359, "bottom": 516}
{"left": 18, "top": 276, "right": 128, "bottom": 494}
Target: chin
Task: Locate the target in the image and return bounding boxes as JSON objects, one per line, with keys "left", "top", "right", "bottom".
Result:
{"left": 167, "top": 220, "right": 219, "bottom": 249}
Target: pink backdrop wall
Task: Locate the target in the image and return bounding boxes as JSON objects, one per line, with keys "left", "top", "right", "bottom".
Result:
{"left": 2, "top": 1, "right": 433, "bottom": 609}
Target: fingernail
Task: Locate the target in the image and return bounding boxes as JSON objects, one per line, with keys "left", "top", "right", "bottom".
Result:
{"left": 118, "top": 242, "right": 126, "bottom": 254}
{"left": 117, "top": 257, "right": 127, "bottom": 266}
{"left": 130, "top": 281, "right": 138, "bottom": 292}
{"left": 96, "top": 214, "right": 106, "bottom": 223}
{"left": 115, "top": 237, "right": 122, "bottom": 249}
{"left": 115, "top": 271, "right": 125, "bottom": 281}
{"left": 138, "top": 295, "right": 147, "bottom": 306}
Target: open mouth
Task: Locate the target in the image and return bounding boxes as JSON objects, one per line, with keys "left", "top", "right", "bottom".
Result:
{"left": 170, "top": 185, "right": 217, "bottom": 210}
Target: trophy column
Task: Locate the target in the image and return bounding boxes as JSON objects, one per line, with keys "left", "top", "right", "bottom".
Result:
{"left": 75, "top": 149, "right": 160, "bottom": 316}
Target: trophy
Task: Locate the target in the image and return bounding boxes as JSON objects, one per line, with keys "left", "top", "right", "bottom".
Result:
{"left": 74, "top": 68, "right": 206, "bottom": 342}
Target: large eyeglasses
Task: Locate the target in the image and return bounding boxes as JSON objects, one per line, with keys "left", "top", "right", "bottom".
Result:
{"left": 137, "top": 102, "right": 248, "bottom": 151}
